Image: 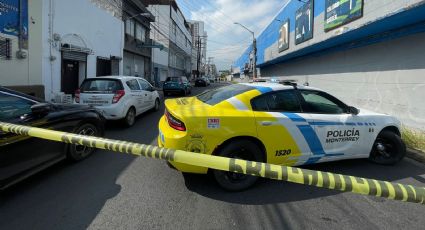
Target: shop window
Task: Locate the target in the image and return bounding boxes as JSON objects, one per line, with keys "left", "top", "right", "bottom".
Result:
{"left": 136, "top": 24, "right": 146, "bottom": 42}
{"left": 0, "top": 38, "right": 11, "bottom": 59}
{"left": 125, "top": 19, "right": 135, "bottom": 37}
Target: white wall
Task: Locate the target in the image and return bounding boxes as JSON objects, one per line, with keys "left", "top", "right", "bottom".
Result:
{"left": 42, "top": 0, "right": 123, "bottom": 100}
{"left": 262, "top": 32, "right": 425, "bottom": 131}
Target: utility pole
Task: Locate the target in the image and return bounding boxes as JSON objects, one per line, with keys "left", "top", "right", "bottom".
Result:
{"left": 195, "top": 35, "right": 207, "bottom": 79}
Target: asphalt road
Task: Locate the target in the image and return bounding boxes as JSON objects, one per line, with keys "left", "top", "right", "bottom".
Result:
{"left": 1, "top": 83, "right": 424, "bottom": 230}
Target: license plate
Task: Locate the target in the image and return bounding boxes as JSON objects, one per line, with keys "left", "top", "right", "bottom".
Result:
{"left": 83, "top": 100, "right": 109, "bottom": 105}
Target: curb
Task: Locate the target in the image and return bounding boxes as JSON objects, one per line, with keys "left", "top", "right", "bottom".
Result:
{"left": 407, "top": 148, "right": 425, "bottom": 164}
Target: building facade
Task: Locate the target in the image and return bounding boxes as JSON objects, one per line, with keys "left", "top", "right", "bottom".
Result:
{"left": 188, "top": 20, "right": 207, "bottom": 79}
{"left": 122, "top": 0, "right": 154, "bottom": 83}
{"left": 235, "top": 0, "right": 425, "bottom": 130}
{"left": 0, "top": 0, "right": 124, "bottom": 101}
{"left": 144, "top": 0, "right": 192, "bottom": 84}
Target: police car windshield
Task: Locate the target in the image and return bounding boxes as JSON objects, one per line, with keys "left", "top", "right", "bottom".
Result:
{"left": 197, "top": 84, "right": 254, "bottom": 105}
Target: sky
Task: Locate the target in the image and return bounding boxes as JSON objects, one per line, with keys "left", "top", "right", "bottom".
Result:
{"left": 175, "top": 0, "right": 287, "bottom": 71}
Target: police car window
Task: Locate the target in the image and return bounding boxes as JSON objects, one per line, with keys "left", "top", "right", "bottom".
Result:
{"left": 300, "top": 90, "right": 346, "bottom": 114}
{"left": 0, "top": 92, "right": 35, "bottom": 121}
{"left": 251, "top": 90, "right": 302, "bottom": 112}
{"left": 126, "top": 79, "right": 141, "bottom": 90}
{"left": 197, "top": 84, "right": 255, "bottom": 105}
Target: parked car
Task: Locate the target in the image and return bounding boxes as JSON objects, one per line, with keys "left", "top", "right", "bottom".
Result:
{"left": 163, "top": 76, "right": 191, "bottom": 96}
{"left": 75, "top": 76, "right": 160, "bottom": 127}
{"left": 0, "top": 86, "right": 105, "bottom": 190}
{"left": 159, "top": 82, "right": 406, "bottom": 191}
{"left": 195, "top": 77, "right": 210, "bottom": 87}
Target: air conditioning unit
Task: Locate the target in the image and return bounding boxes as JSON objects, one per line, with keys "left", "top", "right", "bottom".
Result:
{"left": 52, "top": 92, "right": 73, "bottom": 104}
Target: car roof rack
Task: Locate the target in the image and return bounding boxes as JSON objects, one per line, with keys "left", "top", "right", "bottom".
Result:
{"left": 279, "top": 80, "right": 298, "bottom": 89}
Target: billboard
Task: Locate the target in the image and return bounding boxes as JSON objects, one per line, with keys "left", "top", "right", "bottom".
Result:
{"left": 278, "top": 19, "right": 289, "bottom": 52}
{"left": 295, "top": 0, "right": 314, "bottom": 45}
{"left": 0, "top": 0, "right": 28, "bottom": 47}
{"left": 325, "top": 0, "right": 363, "bottom": 31}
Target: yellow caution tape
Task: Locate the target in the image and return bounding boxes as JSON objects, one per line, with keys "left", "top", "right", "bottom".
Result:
{"left": 0, "top": 121, "right": 424, "bottom": 204}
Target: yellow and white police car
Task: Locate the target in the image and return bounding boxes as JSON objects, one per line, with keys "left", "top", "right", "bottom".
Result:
{"left": 158, "top": 82, "right": 405, "bottom": 191}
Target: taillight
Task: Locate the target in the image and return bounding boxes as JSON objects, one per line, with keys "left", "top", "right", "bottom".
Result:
{"left": 112, "top": 90, "right": 125, "bottom": 104}
{"left": 165, "top": 109, "right": 186, "bottom": 131}
{"left": 75, "top": 89, "right": 80, "bottom": 103}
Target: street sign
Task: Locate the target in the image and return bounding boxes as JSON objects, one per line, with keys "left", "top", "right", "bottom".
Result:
{"left": 278, "top": 19, "right": 290, "bottom": 52}
{"left": 325, "top": 0, "right": 364, "bottom": 31}
{"left": 295, "top": 0, "right": 314, "bottom": 45}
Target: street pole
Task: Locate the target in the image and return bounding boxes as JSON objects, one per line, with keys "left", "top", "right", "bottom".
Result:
{"left": 253, "top": 37, "right": 257, "bottom": 79}
{"left": 234, "top": 22, "right": 256, "bottom": 79}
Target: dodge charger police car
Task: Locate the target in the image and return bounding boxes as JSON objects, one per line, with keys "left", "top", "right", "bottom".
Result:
{"left": 158, "top": 82, "right": 405, "bottom": 191}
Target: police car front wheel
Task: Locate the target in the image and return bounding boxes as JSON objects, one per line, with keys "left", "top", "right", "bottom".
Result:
{"left": 213, "top": 140, "right": 265, "bottom": 191}
{"left": 369, "top": 130, "right": 406, "bottom": 165}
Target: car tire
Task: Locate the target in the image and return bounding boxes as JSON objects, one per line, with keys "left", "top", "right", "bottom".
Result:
{"left": 182, "top": 89, "right": 187, "bottom": 96}
{"left": 369, "top": 130, "right": 406, "bottom": 165}
{"left": 213, "top": 140, "right": 265, "bottom": 191}
{"left": 67, "top": 123, "right": 99, "bottom": 161}
{"left": 123, "top": 107, "right": 136, "bottom": 127}
{"left": 153, "top": 98, "right": 160, "bottom": 111}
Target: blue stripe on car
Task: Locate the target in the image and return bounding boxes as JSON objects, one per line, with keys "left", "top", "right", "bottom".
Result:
{"left": 296, "top": 125, "right": 326, "bottom": 156}
{"left": 282, "top": 112, "right": 306, "bottom": 122}
{"left": 252, "top": 86, "right": 273, "bottom": 94}
{"left": 304, "top": 157, "right": 322, "bottom": 165}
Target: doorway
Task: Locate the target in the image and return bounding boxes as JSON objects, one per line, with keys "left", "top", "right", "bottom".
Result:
{"left": 61, "top": 60, "right": 79, "bottom": 95}
{"left": 97, "top": 57, "right": 112, "bottom": 77}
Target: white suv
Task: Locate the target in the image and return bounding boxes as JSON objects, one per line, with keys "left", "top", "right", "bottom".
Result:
{"left": 75, "top": 76, "right": 160, "bottom": 127}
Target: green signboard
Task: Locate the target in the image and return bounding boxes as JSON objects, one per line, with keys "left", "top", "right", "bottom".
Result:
{"left": 325, "top": 0, "right": 363, "bottom": 31}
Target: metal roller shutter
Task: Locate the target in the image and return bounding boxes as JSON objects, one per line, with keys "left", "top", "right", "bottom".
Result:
{"left": 62, "top": 51, "right": 87, "bottom": 62}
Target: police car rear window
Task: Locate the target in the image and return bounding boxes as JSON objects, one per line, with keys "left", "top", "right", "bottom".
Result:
{"left": 196, "top": 84, "right": 254, "bottom": 105}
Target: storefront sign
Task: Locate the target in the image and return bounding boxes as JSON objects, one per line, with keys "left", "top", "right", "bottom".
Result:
{"left": 325, "top": 0, "right": 363, "bottom": 31}
{"left": 278, "top": 19, "right": 290, "bottom": 52}
{"left": 295, "top": 0, "right": 314, "bottom": 45}
{"left": 0, "top": 0, "right": 28, "bottom": 47}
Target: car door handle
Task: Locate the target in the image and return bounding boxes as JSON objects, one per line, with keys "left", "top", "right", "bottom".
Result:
{"left": 261, "top": 121, "right": 273, "bottom": 126}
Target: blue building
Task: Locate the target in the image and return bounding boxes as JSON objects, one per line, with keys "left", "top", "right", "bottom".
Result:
{"left": 234, "top": 0, "right": 425, "bottom": 130}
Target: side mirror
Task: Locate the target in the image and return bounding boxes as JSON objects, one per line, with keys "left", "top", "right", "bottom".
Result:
{"left": 31, "top": 103, "right": 51, "bottom": 116}
{"left": 347, "top": 106, "right": 359, "bottom": 115}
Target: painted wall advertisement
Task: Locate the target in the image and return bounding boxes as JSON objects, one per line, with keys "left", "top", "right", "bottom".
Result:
{"left": 295, "top": 0, "right": 314, "bottom": 45}
{"left": 278, "top": 19, "right": 289, "bottom": 52}
{"left": 325, "top": 0, "right": 363, "bottom": 31}
{"left": 0, "top": 0, "right": 28, "bottom": 48}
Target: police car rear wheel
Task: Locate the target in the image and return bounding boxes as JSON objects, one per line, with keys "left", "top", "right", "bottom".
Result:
{"left": 369, "top": 130, "right": 406, "bottom": 165}
{"left": 213, "top": 140, "right": 265, "bottom": 191}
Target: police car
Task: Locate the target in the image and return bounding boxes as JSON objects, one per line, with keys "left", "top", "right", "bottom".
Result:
{"left": 158, "top": 82, "right": 405, "bottom": 191}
